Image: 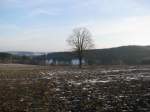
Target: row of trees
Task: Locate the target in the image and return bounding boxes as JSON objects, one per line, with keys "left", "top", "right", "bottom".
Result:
{"left": 67, "top": 27, "right": 94, "bottom": 68}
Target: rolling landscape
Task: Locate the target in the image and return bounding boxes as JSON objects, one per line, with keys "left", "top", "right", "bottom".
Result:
{"left": 2, "top": 45, "right": 150, "bottom": 65}
{"left": 0, "top": 46, "right": 149, "bottom": 111}
{"left": 1, "top": 0, "right": 150, "bottom": 112}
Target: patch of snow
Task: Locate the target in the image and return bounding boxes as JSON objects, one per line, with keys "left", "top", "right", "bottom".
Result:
{"left": 42, "top": 76, "right": 51, "bottom": 79}
{"left": 140, "top": 75, "right": 150, "bottom": 80}
{"left": 101, "top": 68, "right": 139, "bottom": 74}
{"left": 82, "top": 87, "right": 88, "bottom": 90}
{"left": 85, "top": 79, "right": 110, "bottom": 84}
{"left": 47, "top": 72, "right": 54, "bottom": 76}
{"left": 40, "top": 72, "right": 45, "bottom": 75}
{"left": 55, "top": 88, "right": 61, "bottom": 92}
{"left": 126, "top": 77, "right": 138, "bottom": 81}
{"left": 68, "top": 80, "right": 82, "bottom": 86}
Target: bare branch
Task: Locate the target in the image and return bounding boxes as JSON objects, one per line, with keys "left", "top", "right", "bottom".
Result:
{"left": 67, "top": 27, "right": 94, "bottom": 68}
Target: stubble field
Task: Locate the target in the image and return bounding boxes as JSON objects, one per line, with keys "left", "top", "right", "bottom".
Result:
{"left": 0, "top": 64, "right": 150, "bottom": 112}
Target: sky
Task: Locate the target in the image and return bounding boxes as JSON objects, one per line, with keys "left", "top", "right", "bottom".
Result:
{"left": 0, "top": 0, "right": 150, "bottom": 52}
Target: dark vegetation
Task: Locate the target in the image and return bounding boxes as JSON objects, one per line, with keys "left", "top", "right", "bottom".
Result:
{"left": 36, "top": 45, "right": 150, "bottom": 65}
{"left": 0, "top": 53, "right": 34, "bottom": 64}
{"left": 2, "top": 45, "right": 150, "bottom": 65}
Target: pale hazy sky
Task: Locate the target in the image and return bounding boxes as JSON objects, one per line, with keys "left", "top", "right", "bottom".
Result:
{"left": 0, "top": 0, "right": 150, "bottom": 52}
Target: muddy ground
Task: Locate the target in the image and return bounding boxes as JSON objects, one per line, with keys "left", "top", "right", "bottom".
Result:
{"left": 0, "top": 64, "right": 150, "bottom": 112}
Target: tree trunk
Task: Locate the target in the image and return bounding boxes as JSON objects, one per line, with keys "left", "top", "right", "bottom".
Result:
{"left": 78, "top": 52, "right": 82, "bottom": 68}
{"left": 79, "top": 56, "right": 82, "bottom": 68}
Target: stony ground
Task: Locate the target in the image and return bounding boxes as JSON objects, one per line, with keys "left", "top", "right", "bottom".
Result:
{"left": 0, "top": 64, "right": 150, "bottom": 112}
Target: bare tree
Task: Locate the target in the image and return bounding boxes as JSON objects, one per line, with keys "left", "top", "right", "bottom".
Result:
{"left": 67, "top": 27, "right": 94, "bottom": 68}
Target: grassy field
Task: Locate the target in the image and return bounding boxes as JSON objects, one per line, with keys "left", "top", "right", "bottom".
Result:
{"left": 0, "top": 64, "right": 150, "bottom": 112}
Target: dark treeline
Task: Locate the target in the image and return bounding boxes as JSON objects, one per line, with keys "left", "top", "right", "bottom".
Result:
{"left": 0, "top": 53, "right": 36, "bottom": 64}
{"left": 34, "top": 45, "right": 150, "bottom": 65}
{"left": 1, "top": 45, "right": 150, "bottom": 65}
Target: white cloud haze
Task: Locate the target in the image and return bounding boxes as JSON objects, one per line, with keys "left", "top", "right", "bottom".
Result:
{"left": 0, "top": 0, "right": 150, "bottom": 51}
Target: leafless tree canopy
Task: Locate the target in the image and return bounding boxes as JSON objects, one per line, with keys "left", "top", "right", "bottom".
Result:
{"left": 67, "top": 27, "right": 94, "bottom": 68}
{"left": 67, "top": 27, "right": 94, "bottom": 51}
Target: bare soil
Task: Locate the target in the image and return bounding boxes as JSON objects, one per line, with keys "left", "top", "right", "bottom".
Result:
{"left": 0, "top": 64, "right": 150, "bottom": 112}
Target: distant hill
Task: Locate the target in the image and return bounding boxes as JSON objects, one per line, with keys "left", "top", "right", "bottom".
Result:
{"left": 0, "top": 52, "right": 36, "bottom": 64}
{"left": 7, "top": 51, "right": 44, "bottom": 56}
{"left": 1, "top": 45, "right": 150, "bottom": 65}
{"left": 0, "top": 53, "right": 12, "bottom": 63}
{"left": 89, "top": 45, "right": 150, "bottom": 65}
{"left": 36, "top": 45, "right": 150, "bottom": 65}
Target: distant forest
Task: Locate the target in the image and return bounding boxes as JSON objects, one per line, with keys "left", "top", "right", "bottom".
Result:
{"left": 1, "top": 45, "right": 150, "bottom": 65}
{"left": 0, "top": 53, "right": 34, "bottom": 64}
